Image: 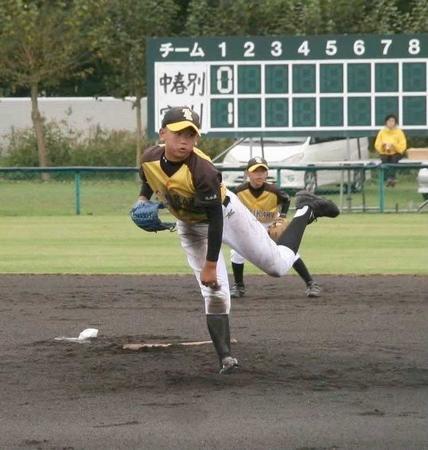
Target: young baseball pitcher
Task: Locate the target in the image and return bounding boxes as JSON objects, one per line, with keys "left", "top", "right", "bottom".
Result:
{"left": 131, "top": 106, "right": 339, "bottom": 374}
{"left": 230, "top": 156, "right": 321, "bottom": 299}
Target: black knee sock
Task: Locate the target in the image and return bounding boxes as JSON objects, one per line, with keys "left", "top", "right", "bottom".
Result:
{"left": 206, "top": 314, "right": 231, "bottom": 362}
{"left": 293, "top": 257, "right": 313, "bottom": 285}
{"left": 277, "top": 207, "right": 312, "bottom": 253}
{"left": 232, "top": 262, "right": 244, "bottom": 285}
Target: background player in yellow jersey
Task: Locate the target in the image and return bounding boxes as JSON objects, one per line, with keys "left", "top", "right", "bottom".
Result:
{"left": 135, "top": 106, "right": 339, "bottom": 374}
{"left": 230, "top": 156, "right": 321, "bottom": 299}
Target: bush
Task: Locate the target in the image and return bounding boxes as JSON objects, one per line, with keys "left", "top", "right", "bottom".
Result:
{"left": 0, "top": 121, "right": 234, "bottom": 169}
{"left": 0, "top": 121, "right": 156, "bottom": 168}
{"left": 198, "top": 136, "right": 234, "bottom": 159}
{"left": 0, "top": 122, "right": 73, "bottom": 167}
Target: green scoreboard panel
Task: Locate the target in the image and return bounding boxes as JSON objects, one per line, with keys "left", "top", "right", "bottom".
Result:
{"left": 147, "top": 34, "right": 428, "bottom": 137}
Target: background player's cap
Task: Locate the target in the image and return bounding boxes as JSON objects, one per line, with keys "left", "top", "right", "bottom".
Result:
{"left": 161, "top": 107, "right": 201, "bottom": 135}
{"left": 247, "top": 156, "right": 269, "bottom": 172}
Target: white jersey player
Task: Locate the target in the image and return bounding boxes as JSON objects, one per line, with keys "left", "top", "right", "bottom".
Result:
{"left": 137, "top": 106, "right": 339, "bottom": 374}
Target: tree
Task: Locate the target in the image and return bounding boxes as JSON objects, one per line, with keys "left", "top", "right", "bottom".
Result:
{"left": 98, "top": 0, "right": 179, "bottom": 168}
{"left": 402, "top": 0, "right": 428, "bottom": 32}
{"left": 184, "top": 0, "right": 419, "bottom": 35}
{"left": 0, "top": 0, "right": 106, "bottom": 176}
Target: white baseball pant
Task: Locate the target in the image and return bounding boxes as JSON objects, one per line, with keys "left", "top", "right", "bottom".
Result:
{"left": 177, "top": 190, "right": 297, "bottom": 315}
{"left": 230, "top": 221, "right": 300, "bottom": 265}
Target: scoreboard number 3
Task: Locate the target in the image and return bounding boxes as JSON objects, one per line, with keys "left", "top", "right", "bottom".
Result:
{"left": 271, "top": 41, "right": 282, "bottom": 57}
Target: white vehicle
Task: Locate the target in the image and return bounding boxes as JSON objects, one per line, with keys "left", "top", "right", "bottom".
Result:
{"left": 214, "top": 136, "right": 370, "bottom": 192}
{"left": 402, "top": 149, "right": 428, "bottom": 201}
{"left": 417, "top": 168, "right": 428, "bottom": 200}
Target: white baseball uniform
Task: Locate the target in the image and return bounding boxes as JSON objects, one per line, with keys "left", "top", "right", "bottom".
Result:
{"left": 177, "top": 189, "right": 296, "bottom": 314}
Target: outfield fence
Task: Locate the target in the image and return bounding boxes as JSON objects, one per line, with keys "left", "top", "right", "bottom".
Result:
{"left": 0, "top": 162, "right": 427, "bottom": 215}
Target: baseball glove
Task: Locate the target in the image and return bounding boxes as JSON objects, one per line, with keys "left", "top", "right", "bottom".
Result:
{"left": 267, "top": 217, "right": 289, "bottom": 242}
{"left": 130, "top": 201, "right": 176, "bottom": 232}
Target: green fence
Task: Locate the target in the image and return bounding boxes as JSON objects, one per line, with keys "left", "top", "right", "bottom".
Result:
{"left": 0, "top": 163, "right": 427, "bottom": 215}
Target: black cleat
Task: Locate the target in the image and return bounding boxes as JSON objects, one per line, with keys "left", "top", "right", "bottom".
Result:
{"left": 230, "top": 283, "right": 246, "bottom": 298}
{"left": 219, "top": 356, "right": 239, "bottom": 374}
{"left": 295, "top": 190, "right": 340, "bottom": 223}
{"left": 305, "top": 281, "right": 322, "bottom": 297}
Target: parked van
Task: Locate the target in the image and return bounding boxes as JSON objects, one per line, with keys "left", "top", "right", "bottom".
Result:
{"left": 213, "top": 136, "right": 370, "bottom": 192}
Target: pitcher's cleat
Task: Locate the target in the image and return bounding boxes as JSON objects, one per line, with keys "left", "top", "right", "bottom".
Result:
{"left": 219, "top": 356, "right": 239, "bottom": 374}
{"left": 230, "top": 283, "right": 246, "bottom": 298}
{"left": 295, "top": 191, "right": 340, "bottom": 223}
{"left": 306, "top": 281, "right": 322, "bottom": 298}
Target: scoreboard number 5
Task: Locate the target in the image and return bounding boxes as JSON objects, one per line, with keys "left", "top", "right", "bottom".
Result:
{"left": 325, "top": 40, "right": 337, "bottom": 55}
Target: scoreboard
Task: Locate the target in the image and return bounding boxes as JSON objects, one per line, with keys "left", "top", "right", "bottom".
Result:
{"left": 146, "top": 34, "right": 428, "bottom": 137}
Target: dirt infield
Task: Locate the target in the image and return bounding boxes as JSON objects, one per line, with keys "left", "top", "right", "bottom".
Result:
{"left": 0, "top": 274, "right": 427, "bottom": 450}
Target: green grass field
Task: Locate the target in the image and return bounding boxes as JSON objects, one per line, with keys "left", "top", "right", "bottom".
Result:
{"left": 0, "top": 176, "right": 426, "bottom": 216}
{"left": 0, "top": 214, "right": 426, "bottom": 274}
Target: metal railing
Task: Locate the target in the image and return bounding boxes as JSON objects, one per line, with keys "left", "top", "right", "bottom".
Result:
{"left": 0, "top": 166, "right": 136, "bottom": 215}
{"left": 1, "top": 162, "right": 427, "bottom": 214}
{"left": 215, "top": 161, "right": 428, "bottom": 213}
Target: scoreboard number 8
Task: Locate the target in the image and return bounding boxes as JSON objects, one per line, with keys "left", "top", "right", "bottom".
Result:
{"left": 409, "top": 39, "right": 420, "bottom": 55}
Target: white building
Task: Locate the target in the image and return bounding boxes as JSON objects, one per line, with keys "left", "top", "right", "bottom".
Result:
{"left": 0, "top": 97, "right": 148, "bottom": 144}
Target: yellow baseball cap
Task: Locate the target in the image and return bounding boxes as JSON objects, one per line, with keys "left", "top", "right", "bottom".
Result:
{"left": 161, "top": 106, "right": 201, "bottom": 135}
{"left": 247, "top": 156, "right": 269, "bottom": 172}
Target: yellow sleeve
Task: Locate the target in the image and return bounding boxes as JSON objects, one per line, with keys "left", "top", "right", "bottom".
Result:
{"left": 395, "top": 129, "right": 407, "bottom": 154}
{"left": 374, "top": 130, "right": 384, "bottom": 153}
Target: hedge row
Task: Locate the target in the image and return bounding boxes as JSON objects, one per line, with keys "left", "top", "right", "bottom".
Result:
{"left": 0, "top": 121, "right": 234, "bottom": 168}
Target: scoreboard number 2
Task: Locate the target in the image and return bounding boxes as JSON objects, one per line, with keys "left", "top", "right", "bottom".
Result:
{"left": 244, "top": 41, "right": 255, "bottom": 57}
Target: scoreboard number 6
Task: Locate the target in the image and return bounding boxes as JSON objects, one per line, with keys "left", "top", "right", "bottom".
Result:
{"left": 353, "top": 40, "right": 365, "bottom": 55}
